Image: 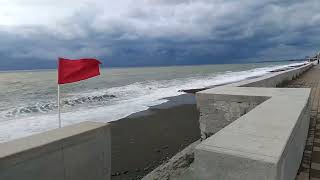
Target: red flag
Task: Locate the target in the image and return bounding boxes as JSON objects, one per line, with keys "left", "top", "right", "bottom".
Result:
{"left": 58, "top": 58, "right": 102, "bottom": 84}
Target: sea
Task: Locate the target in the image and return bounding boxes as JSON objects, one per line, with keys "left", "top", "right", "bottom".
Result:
{"left": 0, "top": 61, "right": 307, "bottom": 142}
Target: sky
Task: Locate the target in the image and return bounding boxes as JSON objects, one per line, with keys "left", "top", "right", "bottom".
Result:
{"left": 0, "top": 0, "right": 320, "bottom": 70}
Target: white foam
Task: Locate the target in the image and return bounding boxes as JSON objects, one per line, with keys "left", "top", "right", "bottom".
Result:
{"left": 0, "top": 62, "right": 307, "bottom": 142}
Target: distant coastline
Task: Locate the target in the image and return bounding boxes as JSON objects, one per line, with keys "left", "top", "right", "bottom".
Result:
{"left": 0, "top": 59, "right": 305, "bottom": 72}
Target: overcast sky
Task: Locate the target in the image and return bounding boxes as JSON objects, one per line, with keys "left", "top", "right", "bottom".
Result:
{"left": 0, "top": 0, "right": 319, "bottom": 70}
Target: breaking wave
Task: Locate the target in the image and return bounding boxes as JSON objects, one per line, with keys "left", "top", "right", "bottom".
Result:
{"left": 3, "top": 94, "right": 116, "bottom": 118}
{"left": 0, "top": 61, "right": 309, "bottom": 142}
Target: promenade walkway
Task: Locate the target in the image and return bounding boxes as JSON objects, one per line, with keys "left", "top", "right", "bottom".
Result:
{"left": 287, "top": 65, "right": 320, "bottom": 180}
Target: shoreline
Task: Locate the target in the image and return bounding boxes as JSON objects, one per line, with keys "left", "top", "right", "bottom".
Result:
{"left": 77, "top": 62, "right": 310, "bottom": 179}
{"left": 110, "top": 94, "right": 200, "bottom": 179}
{"left": 109, "top": 62, "right": 310, "bottom": 179}
{"left": 179, "top": 62, "right": 308, "bottom": 94}
{"left": 142, "top": 61, "right": 313, "bottom": 179}
{"left": 0, "top": 61, "right": 305, "bottom": 144}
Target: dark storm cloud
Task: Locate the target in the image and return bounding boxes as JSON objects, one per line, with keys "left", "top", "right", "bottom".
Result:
{"left": 0, "top": 0, "right": 320, "bottom": 70}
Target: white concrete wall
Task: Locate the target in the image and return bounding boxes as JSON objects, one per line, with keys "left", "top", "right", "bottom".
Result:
{"left": 0, "top": 122, "right": 111, "bottom": 180}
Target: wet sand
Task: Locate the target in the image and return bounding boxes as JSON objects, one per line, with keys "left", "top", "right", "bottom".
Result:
{"left": 110, "top": 94, "right": 200, "bottom": 180}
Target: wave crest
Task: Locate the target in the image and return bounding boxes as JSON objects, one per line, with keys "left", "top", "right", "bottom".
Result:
{"left": 3, "top": 93, "right": 116, "bottom": 118}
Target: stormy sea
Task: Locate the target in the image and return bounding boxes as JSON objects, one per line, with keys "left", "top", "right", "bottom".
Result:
{"left": 0, "top": 61, "right": 305, "bottom": 142}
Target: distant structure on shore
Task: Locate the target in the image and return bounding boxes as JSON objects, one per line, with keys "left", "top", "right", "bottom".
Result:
{"left": 307, "top": 51, "right": 320, "bottom": 62}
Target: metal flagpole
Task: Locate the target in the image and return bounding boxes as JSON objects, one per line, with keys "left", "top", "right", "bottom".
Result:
{"left": 58, "top": 84, "right": 61, "bottom": 128}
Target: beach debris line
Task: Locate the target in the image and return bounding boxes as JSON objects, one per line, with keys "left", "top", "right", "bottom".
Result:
{"left": 57, "top": 57, "right": 102, "bottom": 128}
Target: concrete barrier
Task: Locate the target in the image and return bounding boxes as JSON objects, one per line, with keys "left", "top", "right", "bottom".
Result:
{"left": 0, "top": 121, "right": 111, "bottom": 180}
{"left": 195, "top": 87, "right": 310, "bottom": 180}
{"left": 197, "top": 63, "right": 313, "bottom": 139}
{"left": 231, "top": 63, "right": 312, "bottom": 88}
{"left": 194, "top": 64, "right": 312, "bottom": 180}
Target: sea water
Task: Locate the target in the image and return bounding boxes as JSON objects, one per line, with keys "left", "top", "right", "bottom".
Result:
{"left": 0, "top": 61, "right": 306, "bottom": 142}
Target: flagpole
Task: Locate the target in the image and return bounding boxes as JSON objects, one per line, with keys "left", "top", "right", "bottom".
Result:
{"left": 58, "top": 84, "right": 61, "bottom": 128}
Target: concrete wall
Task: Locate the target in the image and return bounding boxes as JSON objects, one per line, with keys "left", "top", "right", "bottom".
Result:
{"left": 232, "top": 63, "right": 312, "bottom": 88}
{"left": 197, "top": 93, "right": 268, "bottom": 139}
{"left": 0, "top": 121, "right": 111, "bottom": 180}
{"left": 194, "top": 63, "right": 313, "bottom": 180}
{"left": 197, "top": 63, "right": 313, "bottom": 139}
{"left": 195, "top": 87, "right": 310, "bottom": 180}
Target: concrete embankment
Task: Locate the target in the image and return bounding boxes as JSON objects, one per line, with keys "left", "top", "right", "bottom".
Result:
{"left": 195, "top": 87, "right": 310, "bottom": 180}
{"left": 144, "top": 63, "right": 313, "bottom": 180}
{"left": 0, "top": 122, "right": 111, "bottom": 180}
{"left": 198, "top": 63, "right": 312, "bottom": 140}
{"left": 194, "top": 63, "right": 312, "bottom": 180}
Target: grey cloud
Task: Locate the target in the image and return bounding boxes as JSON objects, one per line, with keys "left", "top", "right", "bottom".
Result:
{"left": 0, "top": 0, "right": 320, "bottom": 70}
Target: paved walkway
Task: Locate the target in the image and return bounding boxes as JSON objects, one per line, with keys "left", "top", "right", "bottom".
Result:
{"left": 286, "top": 65, "right": 320, "bottom": 180}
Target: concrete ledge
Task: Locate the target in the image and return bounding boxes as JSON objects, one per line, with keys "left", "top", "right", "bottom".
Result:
{"left": 197, "top": 63, "right": 313, "bottom": 139}
{"left": 230, "top": 63, "right": 312, "bottom": 88}
{"left": 195, "top": 87, "right": 310, "bottom": 180}
{"left": 0, "top": 121, "right": 111, "bottom": 180}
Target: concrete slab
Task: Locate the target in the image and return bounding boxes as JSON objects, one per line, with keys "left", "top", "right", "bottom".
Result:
{"left": 0, "top": 121, "right": 111, "bottom": 180}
